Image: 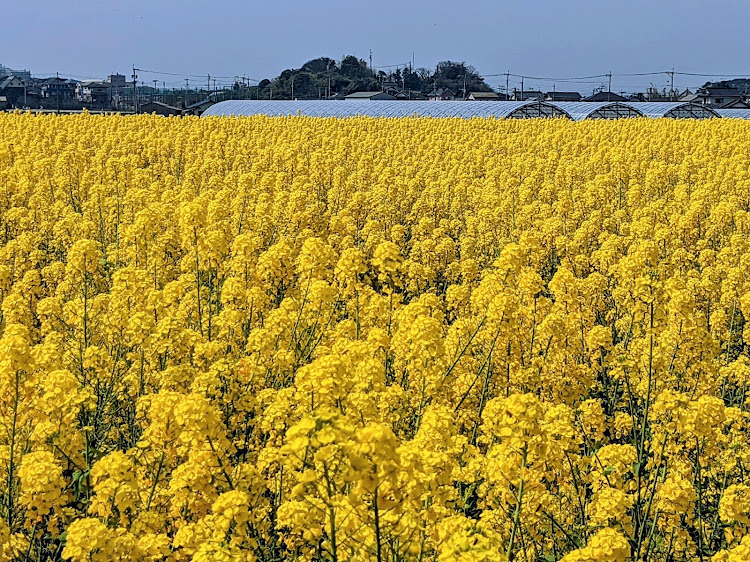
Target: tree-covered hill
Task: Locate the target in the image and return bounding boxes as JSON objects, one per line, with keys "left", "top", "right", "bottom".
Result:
{"left": 239, "top": 56, "right": 495, "bottom": 100}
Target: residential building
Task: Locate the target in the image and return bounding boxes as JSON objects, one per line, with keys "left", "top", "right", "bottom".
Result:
{"left": 427, "top": 88, "right": 456, "bottom": 101}
{"left": 76, "top": 80, "right": 111, "bottom": 104}
{"left": 695, "top": 86, "right": 744, "bottom": 106}
{"left": 108, "top": 74, "right": 127, "bottom": 87}
{"left": 381, "top": 81, "right": 401, "bottom": 95}
{"left": 0, "top": 75, "right": 26, "bottom": 104}
{"left": 678, "top": 89, "right": 699, "bottom": 102}
{"left": 40, "top": 77, "right": 77, "bottom": 100}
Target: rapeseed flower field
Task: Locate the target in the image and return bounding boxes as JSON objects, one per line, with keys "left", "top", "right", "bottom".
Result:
{"left": 1, "top": 112, "right": 750, "bottom": 561}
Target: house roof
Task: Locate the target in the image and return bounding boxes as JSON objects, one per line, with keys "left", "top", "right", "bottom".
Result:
{"left": 468, "top": 91, "right": 500, "bottom": 99}
{"left": 0, "top": 76, "right": 24, "bottom": 89}
{"left": 185, "top": 98, "right": 215, "bottom": 109}
{"left": 428, "top": 88, "right": 456, "bottom": 97}
{"left": 704, "top": 87, "right": 742, "bottom": 97}
{"left": 344, "top": 91, "right": 393, "bottom": 99}
{"left": 720, "top": 99, "right": 750, "bottom": 109}
{"left": 513, "top": 91, "right": 544, "bottom": 101}
{"left": 546, "top": 91, "right": 581, "bottom": 101}
{"left": 583, "top": 91, "right": 626, "bottom": 102}
{"left": 41, "top": 77, "right": 75, "bottom": 84}
{"left": 141, "top": 101, "right": 182, "bottom": 112}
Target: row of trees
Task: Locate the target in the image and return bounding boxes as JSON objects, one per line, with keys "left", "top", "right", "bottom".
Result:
{"left": 232, "top": 55, "right": 495, "bottom": 100}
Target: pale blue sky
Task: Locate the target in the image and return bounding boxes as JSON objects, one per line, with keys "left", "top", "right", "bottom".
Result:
{"left": 3, "top": 0, "right": 749, "bottom": 95}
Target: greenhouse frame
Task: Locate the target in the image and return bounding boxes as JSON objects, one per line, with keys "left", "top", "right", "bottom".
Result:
{"left": 552, "top": 102, "right": 644, "bottom": 121}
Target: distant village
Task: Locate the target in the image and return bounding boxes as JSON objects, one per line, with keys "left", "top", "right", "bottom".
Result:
{"left": 3, "top": 62, "right": 750, "bottom": 116}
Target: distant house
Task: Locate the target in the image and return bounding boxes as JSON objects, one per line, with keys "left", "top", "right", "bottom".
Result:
{"left": 41, "top": 77, "right": 77, "bottom": 100}
{"left": 72, "top": 74, "right": 131, "bottom": 106}
{"left": 76, "top": 80, "right": 111, "bottom": 104}
{"left": 511, "top": 90, "right": 544, "bottom": 101}
{"left": 695, "top": 86, "right": 743, "bottom": 106}
{"left": 678, "top": 89, "right": 699, "bottom": 102}
{"left": 182, "top": 98, "right": 216, "bottom": 116}
{"left": 0, "top": 75, "right": 24, "bottom": 90}
{"left": 0, "top": 96, "right": 7, "bottom": 110}
{"left": 381, "top": 81, "right": 401, "bottom": 95}
{"left": 583, "top": 91, "right": 626, "bottom": 102}
{"left": 0, "top": 75, "right": 26, "bottom": 104}
{"left": 108, "top": 73, "right": 127, "bottom": 87}
{"left": 467, "top": 91, "right": 502, "bottom": 101}
{"left": 140, "top": 101, "right": 182, "bottom": 116}
{"left": 428, "top": 88, "right": 456, "bottom": 101}
{"left": 344, "top": 91, "right": 396, "bottom": 101}
{"left": 107, "top": 74, "right": 129, "bottom": 107}
{"left": 327, "top": 93, "right": 346, "bottom": 100}
{"left": 546, "top": 91, "right": 581, "bottom": 102}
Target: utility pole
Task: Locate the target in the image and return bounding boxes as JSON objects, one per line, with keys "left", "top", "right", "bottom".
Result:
{"left": 369, "top": 49, "right": 373, "bottom": 70}
{"left": 607, "top": 72, "right": 612, "bottom": 101}
{"left": 506, "top": 72, "right": 510, "bottom": 101}
{"left": 521, "top": 76, "right": 524, "bottom": 102}
{"left": 153, "top": 79, "right": 157, "bottom": 102}
{"left": 56, "top": 72, "right": 61, "bottom": 113}
{"left": 207, "top": 74, "right": 210, "bottom": 99}
{"left": 132, "top": 67, "right": 138, "bottom": 113}
{"left": 326, "top": 60, "right": 332, "bottom": 99}
{"left": 669, "top": 68, "right": 675, "bottom": 99}
{"left": 185, "top": 78, "right": 189, "bottom": 106}
{"left": 291, "top": 72, "right": 294, "bottom": 99}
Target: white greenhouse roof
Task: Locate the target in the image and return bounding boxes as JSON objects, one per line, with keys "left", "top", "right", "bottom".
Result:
{"left": 716, "top": 109, "right": 750, "bottom": 120}
{"left": 201, "top": 100, "right": 572, "bottom": 120}
{"left": 201, "top": 100, "right": 722, "bottom": 120}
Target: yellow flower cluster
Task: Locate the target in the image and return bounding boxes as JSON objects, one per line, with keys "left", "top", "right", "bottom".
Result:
{"left": 1, "top": 112, "right": 750, "bottom": 561}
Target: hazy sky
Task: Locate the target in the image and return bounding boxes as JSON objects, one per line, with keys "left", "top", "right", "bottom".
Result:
{"left": 3, "top": 0, "right": 750, "bottom": 95}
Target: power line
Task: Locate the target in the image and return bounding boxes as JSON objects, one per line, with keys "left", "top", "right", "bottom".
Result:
{"left": 482, "top": 69, "right": 750, "bottom": 82}
{"left": 134, "top": 68, "right": 262, "bottom": 83}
